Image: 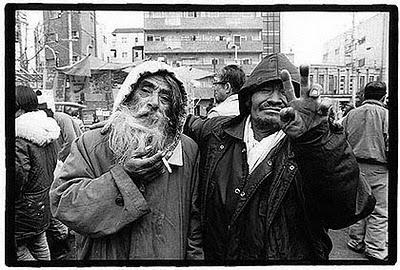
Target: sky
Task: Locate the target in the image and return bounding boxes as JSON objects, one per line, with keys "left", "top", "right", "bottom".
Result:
{"left": 25, "top": 10, "right": 379, "bottom": 65}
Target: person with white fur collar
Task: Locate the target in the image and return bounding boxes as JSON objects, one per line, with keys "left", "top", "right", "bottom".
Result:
{"left": 15, "top": 85, "right": 60, "bottom": 260}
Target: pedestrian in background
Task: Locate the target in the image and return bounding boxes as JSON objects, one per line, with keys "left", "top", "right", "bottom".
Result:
{"left": 343, "top": 81, "right": 389, "bottom": 262}
{"left": 15, "top": 85, "right": 60, "bottom": 260}
{"left": 207, "top": 64, "right": 246, "bottom": 118}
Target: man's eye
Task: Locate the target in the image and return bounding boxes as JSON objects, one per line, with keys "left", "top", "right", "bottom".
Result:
{"left": 159, "top": 94, "right": 171, "bottom": 103}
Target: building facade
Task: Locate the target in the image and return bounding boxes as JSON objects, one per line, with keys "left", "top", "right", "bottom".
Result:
{"left": 322, "top": 13, "right": 389, "bottom": 84}
{"left": 107, "top": 28, "right": 144, "bottom": 63}
{"left": 310, "top": 64, "right": 381, "bottom": 102}
{"left": 42, "top": 10, "right": 97, "bottom": 67}
{"left": 143, "top": 11, "right": 281, "bottom": 75}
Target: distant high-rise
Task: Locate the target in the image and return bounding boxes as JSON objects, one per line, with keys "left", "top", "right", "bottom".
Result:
{"left": 143, "top": 11, "right": 281, "bottom": 74}
{"left": 322, "top": 13, "right": 389, "bottom": 83}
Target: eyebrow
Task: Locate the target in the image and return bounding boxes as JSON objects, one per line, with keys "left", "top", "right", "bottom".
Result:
{"left": 140, "top": 81, "right": 156, "bottom": 89}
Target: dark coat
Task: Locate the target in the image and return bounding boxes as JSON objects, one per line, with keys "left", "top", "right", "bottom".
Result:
{"left": 15, "top": 110, "right": 60, "bottom": 240}
{"left": 184, "top": 112, "right": 375, "bottom": 262}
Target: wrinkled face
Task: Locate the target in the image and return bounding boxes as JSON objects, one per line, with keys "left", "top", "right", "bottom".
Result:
{"left": 250, "top": 80, "right": 288, "bottom": 129}
{"left": 129, "top": 76, "right": 173, "bottom": 120}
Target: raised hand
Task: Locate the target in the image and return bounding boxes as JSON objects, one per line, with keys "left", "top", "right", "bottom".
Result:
{"left": 279, "top": 65, "right": 332, "bottom": 138}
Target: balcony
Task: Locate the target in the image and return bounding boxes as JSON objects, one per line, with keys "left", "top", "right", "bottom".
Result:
{"left": 145, "top": 40, "right": 263, "bottom": 53}
{"left": 144, "top": 17, "right": 263, "bottom": 30}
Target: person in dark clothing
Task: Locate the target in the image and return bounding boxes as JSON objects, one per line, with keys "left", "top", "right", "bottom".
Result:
{"left": 184, "top": 53, "right": 375, "bottom": 262}
{"left": 15, "top": 85, "right": 60, "bottom": 260}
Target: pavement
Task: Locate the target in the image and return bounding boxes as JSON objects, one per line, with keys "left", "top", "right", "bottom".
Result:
{"left": 64, "top": 227, "right": 368, "bottom": 261}
{"left": 329, "top": 227, "right": 367, "bottom": 260}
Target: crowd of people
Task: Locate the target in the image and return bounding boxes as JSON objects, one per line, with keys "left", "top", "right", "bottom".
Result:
{"left": 13, "top": 53, "right": 389, "bottom": 263}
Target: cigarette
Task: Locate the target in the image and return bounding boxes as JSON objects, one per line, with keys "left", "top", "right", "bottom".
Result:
{"left": 162, "top": 157, "right": 172, "bottom": 173}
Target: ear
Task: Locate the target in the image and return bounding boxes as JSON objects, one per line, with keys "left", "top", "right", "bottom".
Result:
{"left": 225, "top": 82, "right": 232, "bottom": 94}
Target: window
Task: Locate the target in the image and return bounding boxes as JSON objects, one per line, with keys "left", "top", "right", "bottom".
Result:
{"left": 318, "top": 74, "right": 325, "bottom": 87}
{"left": 122, "top": 52, "right": 128, "bottom": 58}
{"left": 72, "top": 31, "right": 79, "bottom": 39}
{"left": 358, "top": 36, "right": 366, "bottom": 45}
{"left": 335, "top": 48, "right": 339, "bottom": 55}
{"left": 154, "top": 36, "right": 164, "bottom": 42}
{"left": 323, "top": 53, "right": 328, "bottom": 62}
{"left": 310, "top": 75, "right": 314, "bottom": 84}
{"left": 147, "top": 35, "right": 154, "bottom": 42}
{"left": 110, "top": 49, "right": 117, "bottom": 58}
{"left": 369, "top": 76, "right": 374, "bottom": 82}
{"left": 72, "top": 55, "right": 80, "bottom": 63}
{"left": 135, "top": 37, "right": 138, "bottom": 43}
{"left": 135, "top": 51, "right": 139, "bottom": 58}
{"left": 358, "top": 58, "right": 365, "bottom": 67}
{"left": 184, "top": 12, "right": 197, "bottom": 18}
{"left": 121, "top": 37, "right": 127, "bottom": 43}
{"left": 329, "top": 75, "right": 334, "bottom": 93}
{"left": 339, "top": 76, "right": 346, "bottom": 92}
{"left": 359, "top": 76, "right": 365, "bottom": 89}
{"left": 241, "top": 58, "right": 252, "bottom": 65}
{"left": 234, "top": 35, "right": 241, "bottom": 47}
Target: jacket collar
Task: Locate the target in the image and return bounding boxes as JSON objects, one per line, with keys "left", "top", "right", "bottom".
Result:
{"left": 222, "top": 115, "right": 248, "bottom": 140}
{"left": 15, "top": 110, "right": 60, "bottom": 146}
{"left": 362, "top": 99, "right": 386, "bottom": 107}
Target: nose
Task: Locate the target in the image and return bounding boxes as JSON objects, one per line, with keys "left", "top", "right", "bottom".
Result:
{"left": 146, "top": 92, "right": 160, "bottom": 111}
{"left": 268, "top": 89, "right": 283, "bottom": 106}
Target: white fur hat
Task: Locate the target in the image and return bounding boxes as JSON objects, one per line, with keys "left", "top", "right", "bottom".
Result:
{"left": 113, "top": 60, "right": 186, "bottom": 113}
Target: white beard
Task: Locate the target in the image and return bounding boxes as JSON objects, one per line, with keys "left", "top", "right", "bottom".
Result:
{"left": 108, "top": 105, "right": 170, "bottom": 166}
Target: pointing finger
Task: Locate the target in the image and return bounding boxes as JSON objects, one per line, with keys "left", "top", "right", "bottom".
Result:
{"left": 280, "top": 70, "right": 296, "bottom": 102}
{"left": 299, "top": 65, "right": 310, "bottom": 98}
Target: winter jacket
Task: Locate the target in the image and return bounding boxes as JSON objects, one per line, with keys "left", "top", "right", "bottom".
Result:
{"left": 50, "top": 130, "right": 203, "bottom": 260}
{"left": 207, "top": 94, "right": 240, "bottom": 118}
{"left": 53, "top": 112, "right": 82, "bottom": 162}
{"left": 15, "top": 110, "right": 60, "bottom": 240}
{"left": 49, "top": 61, "right": 203, "bottom": 260}
{"left": 342, "top": 99, "right": 389, "bottom": 164}
{"left": 183, "top": 53, "right": 375, "bottom": 261}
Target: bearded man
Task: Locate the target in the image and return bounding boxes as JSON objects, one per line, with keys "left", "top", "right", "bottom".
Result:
{"left": 50, "top": 61, "right": 203, "bottom": 260}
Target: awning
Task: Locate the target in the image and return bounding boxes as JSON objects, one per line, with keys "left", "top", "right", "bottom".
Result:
{"left": 56, "top": 54, "right": 136, "bottom": 77}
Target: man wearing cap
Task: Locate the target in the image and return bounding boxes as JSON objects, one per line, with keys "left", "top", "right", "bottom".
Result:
{"left": 342, "top": 81, "right": 389, "bottom": 262}
{"left": 184, "top": 53, "right": 375, "bottom": 261}
{"left": 207, "top": 65, "right": 246, "bottom": 118}
{"left": 49, "top": 61, "right": 203, "bottom": 260}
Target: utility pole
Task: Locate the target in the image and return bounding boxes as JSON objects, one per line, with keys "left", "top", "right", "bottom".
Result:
{"left": 68, "top": 11, "right": 73, "bottom": 65}
{"left": 350, "top": 12, "right": 356, "bottom": 107}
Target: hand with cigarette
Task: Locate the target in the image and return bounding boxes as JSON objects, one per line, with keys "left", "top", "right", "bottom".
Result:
{"left": 123, "top": 150, "right": 170, "bottom": 183}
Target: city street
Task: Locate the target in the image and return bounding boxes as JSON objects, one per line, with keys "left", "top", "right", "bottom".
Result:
{"left": 329, "top": 227, "right": 367, "bottom": 260}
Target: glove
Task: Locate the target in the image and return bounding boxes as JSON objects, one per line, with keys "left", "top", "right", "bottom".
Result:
{"left": 279, "top": 65, "right": 332, "bottom": 138}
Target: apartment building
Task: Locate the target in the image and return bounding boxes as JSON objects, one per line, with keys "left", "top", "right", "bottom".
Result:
{"left": 42, "top": 10, "right": 97, "bottom": 67}
{"left": 143, "top": 11, "right": 281, "bottom": 75}
{"left": 322, "top": 13, "right": 389, "bottom": 83}
{"left": 108, "top": 28, "right": 144, "bottom": 63}
{"left": 310, "top": 64, "right": 381, "bottom": 102}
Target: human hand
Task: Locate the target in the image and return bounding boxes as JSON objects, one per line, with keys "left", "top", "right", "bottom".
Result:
{"left": 279, "top": 65, "right": 332, "bottom": 138}
{"left": 123, "top": 150, "right": 166, "bottom": 183}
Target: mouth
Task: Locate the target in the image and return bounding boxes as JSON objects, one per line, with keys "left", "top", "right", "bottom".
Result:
{"left": 260, "top": 107, "right": 282, "bottom": 113}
